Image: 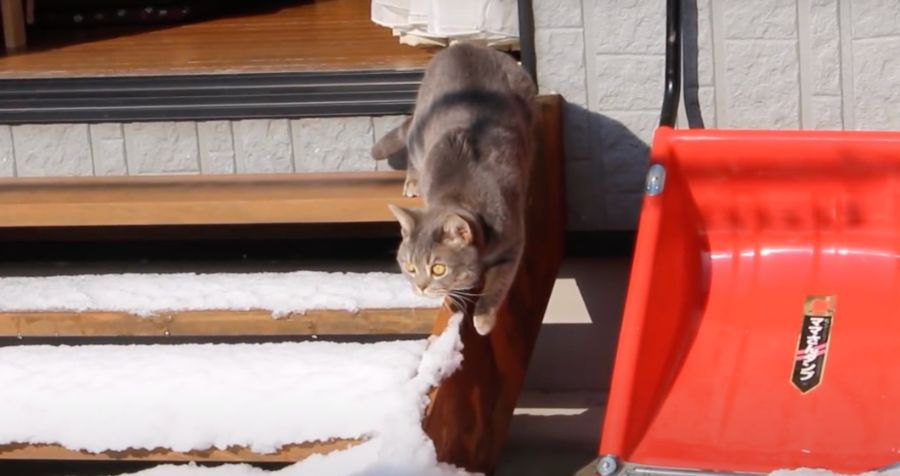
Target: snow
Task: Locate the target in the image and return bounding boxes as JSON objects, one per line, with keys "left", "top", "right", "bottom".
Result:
{"left": 0, "top": 313, "right": 472, "bottom": 475}
{"left": 0, "top": 340, "right": 418, "bottom": 453}
{"left": 111, "top": 313, "right": 473, "bottom": 476}
{"left": 0, "top": 271, "right": 441, "bottom": 316}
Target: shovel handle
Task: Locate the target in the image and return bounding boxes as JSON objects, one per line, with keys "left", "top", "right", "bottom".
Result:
{"left": 660, "top": 0, "right": 682, "bottom": 128}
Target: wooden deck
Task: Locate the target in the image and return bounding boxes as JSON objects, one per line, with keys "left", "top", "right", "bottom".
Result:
{"left": 0, "top": 171, "right": 421, "bottom": 227}
{"left": 0, "top": 0, "right": 434, "bottom": 79}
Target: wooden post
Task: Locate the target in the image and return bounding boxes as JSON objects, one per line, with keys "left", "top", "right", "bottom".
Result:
{"left": 424, "top": 94, "right": 566, "bottom": 474}
{"left": 1, "top": 0, "right": 26, "bottom": 52}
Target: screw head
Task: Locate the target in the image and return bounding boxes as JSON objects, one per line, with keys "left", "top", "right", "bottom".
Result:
{"left": 596, "top": 455, "right": 619, "bottom": 476}
{"left": 645, "top": 163, "right": 666, "bottom": 196}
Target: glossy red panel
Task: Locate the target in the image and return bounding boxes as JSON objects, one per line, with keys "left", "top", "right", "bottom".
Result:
{"left": 599, "top": 127, "right": 900, "bottom": 473}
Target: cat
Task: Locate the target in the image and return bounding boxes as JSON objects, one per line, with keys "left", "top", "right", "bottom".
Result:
{"left": 371, "top": 42, "right": 538, "bottom": 336}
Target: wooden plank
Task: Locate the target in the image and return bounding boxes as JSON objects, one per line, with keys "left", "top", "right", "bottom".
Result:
{"left": 423, "top": 95, "right": 566, "bottom": 473}
{"left": 0, "top": 172, "right": 422, "bottom": 227}
{"left": 0, "top": 439, "right": 362, "bottom": 462}
{"left": 0, "top": 308, "right": 439, "bottom": 337}
{"left": 0, "top": 0, "right": 432, "bottom": 78}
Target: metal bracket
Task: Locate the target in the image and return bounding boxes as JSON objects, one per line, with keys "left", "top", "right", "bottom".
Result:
{"left": 645, "top": 164, "right": 667, "bottom": 196}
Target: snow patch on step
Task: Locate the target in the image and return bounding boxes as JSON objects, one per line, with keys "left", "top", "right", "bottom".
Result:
{"left": 0, "top": 271, "right": 441, "bottom": 316}
{"left": 0, "top": 313, "right": 471, "bottom": 475}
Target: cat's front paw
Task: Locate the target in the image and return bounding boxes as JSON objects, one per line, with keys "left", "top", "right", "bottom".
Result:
{"left": 473, "top": 312, "right": 497, "bottom": 336}
{"left": 403, "top": 177, "right": 420, "bottom": 197}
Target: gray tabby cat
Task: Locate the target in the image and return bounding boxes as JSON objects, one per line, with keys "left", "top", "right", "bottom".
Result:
{"left": 371, "top": 42, "right": 538, "bottom": 335}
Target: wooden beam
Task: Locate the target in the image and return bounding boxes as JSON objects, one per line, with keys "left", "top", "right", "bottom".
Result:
{"left": 0, "top": 172, "right": 421, "bottom": 227}
{"left": 0, "top": 439, "right": 362, "bottom": 462}
{"left": 0, "top": 308, "right": 439, "bottom": 337}
{"left": 423, "top": 95, "right": 566, "bottom": 473}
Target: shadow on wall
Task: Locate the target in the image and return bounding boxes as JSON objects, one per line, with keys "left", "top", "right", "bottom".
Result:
{"left": 561, "top": 100, "right": 652, "bottom": 230}
{"left": 562, "top": 0, "right": 705, "bottom": 229}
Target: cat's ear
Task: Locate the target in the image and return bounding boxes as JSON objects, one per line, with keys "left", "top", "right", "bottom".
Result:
{"left": 387, "top": 204, "right": 419, "bottom": 238}
{"left": 441, "top": 213, "right": 474, "bottom": 248}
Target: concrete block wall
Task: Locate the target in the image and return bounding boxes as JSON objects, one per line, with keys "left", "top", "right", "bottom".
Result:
{"left": 535, "top": 0, "right": 900, "bottom": 230}
{"left": 0, "top": 118, "right": 404, "bottom": 178}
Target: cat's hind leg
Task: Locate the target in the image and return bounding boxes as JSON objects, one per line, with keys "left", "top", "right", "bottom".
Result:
{"left": 403, "top": 162, "right": 420, "bottom": 197}
{"left": 371, "top": 117, "right": 412, "bottom": 160}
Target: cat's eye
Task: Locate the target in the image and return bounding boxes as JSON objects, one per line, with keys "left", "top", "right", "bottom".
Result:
{"left": 430, "top": 263, "right": 447, "bottom": 277}
{"left": 404, "top": 262, "right": 416, "bottom": 274}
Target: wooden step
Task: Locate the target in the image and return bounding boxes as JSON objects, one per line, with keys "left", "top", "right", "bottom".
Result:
{"left": 0, "top": 270, "right": 440, "bottom": 338}
{"left": 0, "top": 308, "right": 439, "bottom": 338}
{"left": 0, "top": 171, "right": 420, "bottom": 227}
{"left": 0, "top": 95, "right": 565, "bottom": 474}
{"left": 0, "top": 439, "right": 361, "bottom": 463}
{"left": 0, "top": 335, "right": 432, "bottom": 464}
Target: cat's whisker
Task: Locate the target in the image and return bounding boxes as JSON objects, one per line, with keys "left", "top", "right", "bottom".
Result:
{"left": 450, "top": 290, "right": 476, "bottom": 301}
{"left": 448, "top": 295, "right": 466, "bottom": 311}
{"left": 448, "top": 293, "right": 473, "bottom": 312}
{"left": 441, "top": 299, "right": 455, "bottom": 313}
{"left": 441, "top": 293, "right": 457, "bottom": 311}
{"left": 448, "top": 291, "right": 476, "bottom": 309}
{"left": 450, "top": 289, "right": 485, "bottom": 298}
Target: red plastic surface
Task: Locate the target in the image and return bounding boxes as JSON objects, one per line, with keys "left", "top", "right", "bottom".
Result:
{"left": 599, "top": 127, "right": 900, "bottom": 473}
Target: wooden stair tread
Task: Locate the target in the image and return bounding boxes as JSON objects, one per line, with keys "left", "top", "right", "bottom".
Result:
{"left": 0, "top": 308, "right": 439, "bottom": 337}
{"left": 0, "top": 171, "right": 421, "bottom": 227}
{"left": 0, "top": 439, "right": 361, "bottom": 463}
{"left": 0, "top": 334, "right": 437, "bottom": 464}
{"left": 0, "top": 95, "right": 565, "bottom": 472}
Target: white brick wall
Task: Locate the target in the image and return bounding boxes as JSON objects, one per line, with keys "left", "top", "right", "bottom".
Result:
{"left": 0, "top": 126, "right": 14, "bottom": 177}
{"left": 13, "top": 124, "right": 93, "bottom": 177}
{"left": 124, "top": 122, "right": 199, "bottom": 175}
{"left": 233, "top": 119, "right": 294, "bottom": 174}
{"left": 197, "top": 121, "right": 236, "bottom": 174}
{"left": 292, "top": 117, "right": 376, "bottom": 173}
{"left": 0, "top": 117, "right": 396, "bottom": 180}
{"left": 2, "top": 1, "right": 899, "bottom": 232}
{"left": 534, "top": 0, "right": 900, "bottom": 230}
{"left": 89, "top": 123, "right": 127, "bottom": 176}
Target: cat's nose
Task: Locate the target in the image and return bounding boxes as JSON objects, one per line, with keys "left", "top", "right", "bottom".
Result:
{"left": 414, "top": 285, "right": 426, "bottom": 296}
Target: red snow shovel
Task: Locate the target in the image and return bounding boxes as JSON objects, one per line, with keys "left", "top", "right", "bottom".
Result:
{"left": 592, "top": 1, "right": 900, "bottom": 474}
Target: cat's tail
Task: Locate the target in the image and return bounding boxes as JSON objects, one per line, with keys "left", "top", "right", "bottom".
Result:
{"left": 371, "top": 116, "right": 412, "bottom": 160}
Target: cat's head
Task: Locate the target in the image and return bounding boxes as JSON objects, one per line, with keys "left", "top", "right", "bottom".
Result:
{"left": 388, "top": 204, "right": 482, "bottom": 298}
